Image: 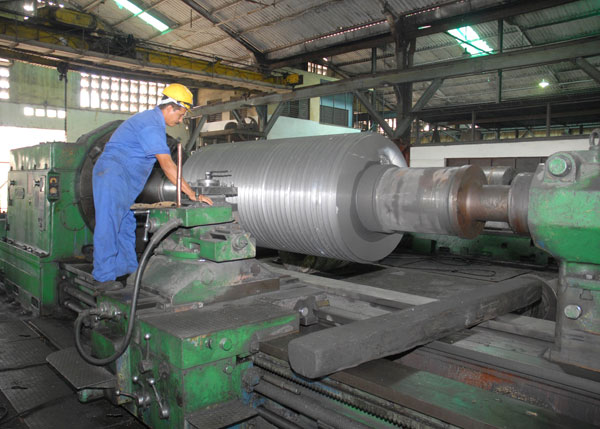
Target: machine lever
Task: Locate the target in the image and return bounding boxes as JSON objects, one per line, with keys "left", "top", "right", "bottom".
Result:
{"left": 114, "top": 389, "right": 150, "bottom": 408}
{"left": 147, "top": 378, "right": 170, "bottom": 419}
{"left": 138, "top": 333, "right": 153, "bottom": 373}
{"left": 143, "top": 212, "right": 151, "bottom": 242}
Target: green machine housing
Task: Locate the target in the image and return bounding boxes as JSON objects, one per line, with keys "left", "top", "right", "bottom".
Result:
{"left": 0, "top": 121, "right": 121, "bottom": 315}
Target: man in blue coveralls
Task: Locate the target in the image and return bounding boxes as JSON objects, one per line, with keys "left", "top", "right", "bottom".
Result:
{"left": 92, "top": 83, "right": 213, "bottom": 285}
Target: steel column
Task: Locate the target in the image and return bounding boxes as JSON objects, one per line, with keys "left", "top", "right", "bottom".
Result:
{"left": 262, "top": 102, "right": 285, "bottom": 137}
{"left": 393, "top": 78, "right": 443, "bottom": 138}
{"left": 353, "top": 90, "right": 394, "bottom": 138}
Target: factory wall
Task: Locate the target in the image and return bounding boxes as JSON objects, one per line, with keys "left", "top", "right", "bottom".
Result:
{"left": 266, "top": 116, "right": 360, "bottom": 139}
{"left": 0, "top": 61, "right": 189, "bottom": 142}
{"left": 410, "top": 137, "right": 590, "bottom": 167}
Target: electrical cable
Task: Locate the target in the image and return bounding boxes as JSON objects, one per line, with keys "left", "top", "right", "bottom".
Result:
{"left": 74, "top": 218, "right": 182, "bottom": 366}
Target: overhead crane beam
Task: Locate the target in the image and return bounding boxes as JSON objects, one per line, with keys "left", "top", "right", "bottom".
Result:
{"left": 0, "top": 16, "right": 299, "bottom": 91}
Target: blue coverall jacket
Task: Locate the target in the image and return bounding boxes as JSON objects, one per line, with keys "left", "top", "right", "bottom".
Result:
{"left": 92, "top": 107, "right": 170, "bottom": 282}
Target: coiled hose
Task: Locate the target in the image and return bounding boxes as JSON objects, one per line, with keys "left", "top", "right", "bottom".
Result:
{"left": 75, "top": 217, "right": 183, "bottom": 366}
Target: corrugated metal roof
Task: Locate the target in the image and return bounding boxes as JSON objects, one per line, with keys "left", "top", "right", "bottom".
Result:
{"left": 61, "top": 0, "right": 600, "bottom": 107}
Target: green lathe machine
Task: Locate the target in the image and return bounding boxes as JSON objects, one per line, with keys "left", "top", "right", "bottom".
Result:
{"left": 0, "top": 125, "right": 599, "bottom": 428}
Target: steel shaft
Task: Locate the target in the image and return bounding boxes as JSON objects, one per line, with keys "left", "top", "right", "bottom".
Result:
{"left": 288, "top": 275, "right": 544, "bottom": 378}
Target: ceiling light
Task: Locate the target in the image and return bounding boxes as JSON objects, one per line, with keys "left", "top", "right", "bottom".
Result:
{"left": 23, "top": 3, "right": 34, "bottom": 11}
{"left": 539, "top": 79, "right": 550, "bottom": 88}
{"left": 113, "top": 0, "right": 169, "bottom": 32}
{"left": 139, "top": 12, "right": 168, "bottom": 32}
{"left": 114, "top": 0, "right": 141, "bottom": 15}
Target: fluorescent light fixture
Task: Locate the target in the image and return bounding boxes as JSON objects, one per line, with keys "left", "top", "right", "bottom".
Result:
{"left": 539, "top": 79, "right": 550, "bottom": 88}
{"left": 113, "top": 0, "right": 169, "bottom": 33}
{"left": 418, "top": 25, "right": 432, "bottom": 30}
{"left": 114, "top": 0, "right": 141, "bottom": 15}
{"left": 23, "top": 3, "right": 34, "bottom": 11}
{"left": 448, "top": 26, "right": 493, "bottom": 57}
{"left": 139, "top": 12, "right": 168, "bottom": 32}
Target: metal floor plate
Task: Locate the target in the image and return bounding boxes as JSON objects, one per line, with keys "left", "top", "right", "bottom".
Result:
{"left": 0, "top": 365, "right": 73, "bottom": 413}
{"left": 24, "top": 395, "right": 146, "bottom": 429}
{"left": 28, "top": 318, "right": 75, "bottom": 350}
{"left": 46, "top": 347, "right": 116, "bottom": 389}
{"left": 186, "top": 399, "right": 257, "bottom": 429}
{"left": 0, "top": 320, "right": 39, "bottom": 342}
{"left": 0, "top": 338, "right": 53, "bottom": 369}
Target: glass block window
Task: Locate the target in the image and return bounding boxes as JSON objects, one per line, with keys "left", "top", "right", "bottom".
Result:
{"left": 23, "top": 106, "right": 65, "bottom": 118}
{"left": 0, "top": 62, "right": 10, "bottom": 100}
{"left": 80, "top": 73, "right": 165, "bottom": 112}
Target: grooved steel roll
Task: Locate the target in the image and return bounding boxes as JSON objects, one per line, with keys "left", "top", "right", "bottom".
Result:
{"left": 183, "top": 133, "right": 406, "bottom": 262}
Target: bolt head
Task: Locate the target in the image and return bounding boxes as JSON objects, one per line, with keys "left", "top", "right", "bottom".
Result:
{"left": 548, "top": 155, "right": 571, "bottom": 177}
{"left": 223, "top": 365, "right": 234, "bottom": 375}
{"left": 298, "top": 307, "right": 309, "bottom": 317}
{"left": 564, "top": 304, "right": 582, "bottom": 320}
{"left": 220, "top": 337, "right": 232, "bottom": 351}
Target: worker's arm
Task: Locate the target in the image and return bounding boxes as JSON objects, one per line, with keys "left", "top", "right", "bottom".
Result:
{"left": 155, "top": 153, "right": 213, "bottom": 205}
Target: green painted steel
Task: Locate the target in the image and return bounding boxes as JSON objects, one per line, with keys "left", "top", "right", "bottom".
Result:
{"left": 148, "top": 205, "right": 233, "bottom": 228}
{"left": 529, "top": 141, "right": 600, "bottom": 373}
{"left": 156, "top": 224, "right": 254, "bottom": 262}
{"left": 0, "top": 123, "right": 121, "bottom": 314}
{"left": 93, "top": 293, "right": 297, "bottom": 428}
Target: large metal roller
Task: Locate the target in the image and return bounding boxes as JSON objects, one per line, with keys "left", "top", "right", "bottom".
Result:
{"left": 183, "top": 133, "right": 407, "bottom": 262}
{"left": 139, "top": 133, "right": 532, "bottom": 261}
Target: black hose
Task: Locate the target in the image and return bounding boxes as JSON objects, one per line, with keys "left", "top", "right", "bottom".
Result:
{"left": 74, "top": 218, "right": 183, "bottom": 366}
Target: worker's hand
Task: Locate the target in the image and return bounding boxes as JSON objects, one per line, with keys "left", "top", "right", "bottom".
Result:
{"left": 184, "top": 192, "right": 213, "bottom": 205}
{"left": 198, "top": 194, "right": 213, "bottom": 206}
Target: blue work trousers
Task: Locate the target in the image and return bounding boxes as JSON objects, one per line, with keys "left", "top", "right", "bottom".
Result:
{"left": 92, "top": 157, "right": 139, "bottom": 282}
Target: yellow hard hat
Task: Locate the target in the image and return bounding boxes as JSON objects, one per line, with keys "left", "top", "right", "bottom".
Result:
{"left": 161, "top": 83, "right": 193, "bottom": 110}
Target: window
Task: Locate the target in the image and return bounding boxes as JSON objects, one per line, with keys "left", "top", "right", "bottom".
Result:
{"left": 308, "top": 62, "right": 328, "bottom": 76}
{"left": 320, "top": 105, "right": 348, "bottom": 126}
{"left": 23, "top": 106, "right": 65, "bottom": 118}
{"left": 80, "top": 73, "right": 165, "bottom": 112}
{"left": 447, "top": 26, "right": 492, "bottom": 57}
{"left": 206, "top": 99, "right": 223, "bottom": 122}
{"left": 0, "top": 60, "right": 10, "bottom": 100}
{"left": 281, "top": 100, "right": 309, "bottom": 120}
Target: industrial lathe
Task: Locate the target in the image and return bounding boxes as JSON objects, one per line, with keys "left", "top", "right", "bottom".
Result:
{"left": 0, "top": 123, "right": 599, "bottom": 428}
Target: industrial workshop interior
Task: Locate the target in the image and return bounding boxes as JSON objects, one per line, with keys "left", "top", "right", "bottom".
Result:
{"left": 0, "top": 0, "right": 599, "bottom": 427}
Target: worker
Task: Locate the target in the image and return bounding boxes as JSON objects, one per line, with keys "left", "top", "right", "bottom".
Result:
{"left": 92, "top": 83, "right": 213, "bottom": 285}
